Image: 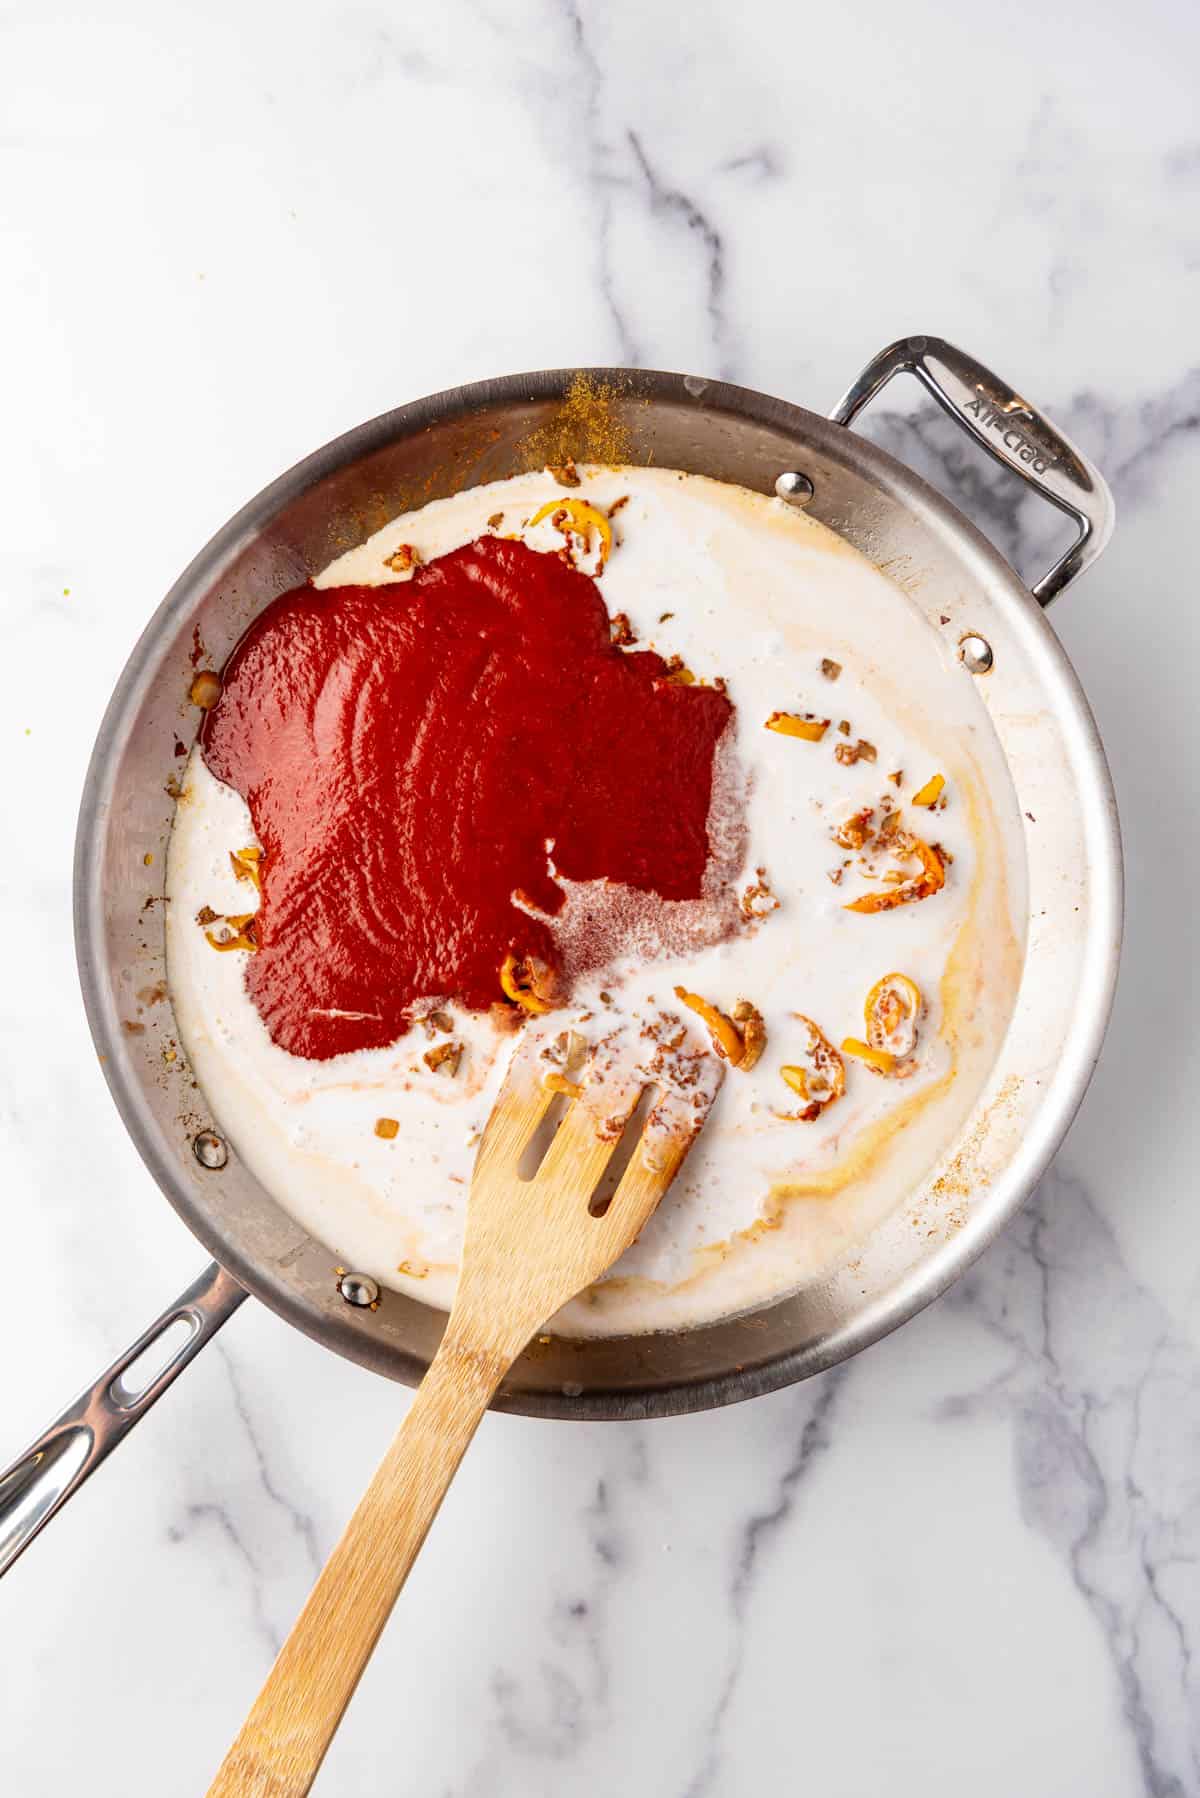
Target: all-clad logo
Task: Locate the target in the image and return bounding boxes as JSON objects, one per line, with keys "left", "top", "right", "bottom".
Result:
{"left": 962, "top": 390, "right": 1054, "bottom": 475}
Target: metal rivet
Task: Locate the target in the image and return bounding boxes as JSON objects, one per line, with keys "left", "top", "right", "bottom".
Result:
{"left": 192, "top": 1130, "right": 227, "bottom": 1170}
{"left": 338, "top": 1272, "right": 380, "bottom": 1308}
{"left": 958, "top": 633, "right": 994, "bottom": 674}
{"left": 775, "top": 470, "right": 815, "bottom": 506}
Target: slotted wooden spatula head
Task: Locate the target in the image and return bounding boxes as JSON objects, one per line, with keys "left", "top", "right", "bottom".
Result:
{"left": 454, "top": 1029, "right": 716, "bottom": 1362}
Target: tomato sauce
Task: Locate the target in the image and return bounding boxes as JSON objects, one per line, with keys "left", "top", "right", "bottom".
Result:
{"left": 201, "top": 537, "right": 734, "bottom": 1059}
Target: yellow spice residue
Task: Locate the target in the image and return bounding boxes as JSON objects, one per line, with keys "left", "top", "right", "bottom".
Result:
{"left": 765, "top": 1067, "right": 958, "bottom": 1207}
{"left": 587, "top": 1067, "right": 960, "bottom": 1312}
{"left": 517, "top": 372, "right": 633, "bottom": 472}
{"left": 936, "top": 759, "right": 1023, "bottom": 1064}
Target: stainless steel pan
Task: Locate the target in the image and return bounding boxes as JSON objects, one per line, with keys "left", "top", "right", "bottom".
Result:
{"left": 0, "top": 336, "right": 1121, "bottom": 1577}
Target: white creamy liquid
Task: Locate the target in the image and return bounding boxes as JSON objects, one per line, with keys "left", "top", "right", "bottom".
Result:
{"left": 166, "top": 467, "right": 1026, "bottom": 1336}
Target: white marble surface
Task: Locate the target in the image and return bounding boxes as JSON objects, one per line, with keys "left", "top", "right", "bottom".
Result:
{"left": 3, "top": 1, "right": 1200, "bottom": 1791}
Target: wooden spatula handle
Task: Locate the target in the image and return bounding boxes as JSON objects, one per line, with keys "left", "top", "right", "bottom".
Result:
{"left": 207, "top": 1332, "right": 506, "bottom": 1797}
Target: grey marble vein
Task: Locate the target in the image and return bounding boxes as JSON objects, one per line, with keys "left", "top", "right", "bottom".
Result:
{"left": 159, "top": 1345, "right": 323, "bottom": 1670}
{"left": 166, "top": 1498, "right": 283, "bottom": 1661}
{"left": 945, "top": 1168, "right": 1200, "bottom": 1796}
{"left": 483, "top": 1431, "right": 649, "bottom": 1770}
{"left": 1084, "top": 372, "right": 1200, "bottom": 508}
{"left": 718, "top": 146, "right": 783, "bottom": 184}
{"left": 558, "top": 0, "right": 640, "bottom": 365}
{"left": 682, "top": 1369, "right": 847, "bottom": 1798}
{"left": 551, "top": 4, "right": 738, "bottom": 378}
{"left": 625, "top": 130, "right": 732, "bottom": 379}
{"left": 859, "top": 366, "right": 1200, "bottom": 587}
{"left": 218, "top": 1341, "right": 324, "bottom": 1580}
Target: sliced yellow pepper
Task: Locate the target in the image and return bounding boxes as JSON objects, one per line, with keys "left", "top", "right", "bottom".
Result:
{"left": 204, "top": 912, "right": 258, "bottom": 953}
{"left": 911, "top": 773, "right": 946, "bottom": 808}
{"left": 526, "top": 498, "right": 614, "bottom": 570}
{"left": 765, "top": 711, "right": 830, "bottom": 742}
{"left": 777, "top": 1017, "right": 845, "bottom": 1121}
{"left": 841, "top": 1037, "right": 897, "bottom": 1076}
{"left": 500, "top": 951, "right": 555, "bottom": 1013}
{"left": 543, "top": 1072, "right": 584, "bottom": 1100}
{"left": 229, "top": 846, "right": 263, "bottom": 892}
{"left": 864, "top": 972, "right": 923, "bottom": 1056}
{"left": 674, "top": 986, "right": 745, "bottom": 1065}
{"left": 845, "top": 833, "right": 946, "bottom": 914}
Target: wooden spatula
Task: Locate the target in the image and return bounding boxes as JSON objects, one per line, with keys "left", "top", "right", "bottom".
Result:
{"left": 208, "top": 1033, "right": 714, "bottom": 1797}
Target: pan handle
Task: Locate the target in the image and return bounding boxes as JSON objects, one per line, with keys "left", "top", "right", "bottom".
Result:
{"left": 829, "top": 334, "right": 1114, "bottom": 606}
{"left": 0, "top": 1260, "right": 246, "bottom": 1579}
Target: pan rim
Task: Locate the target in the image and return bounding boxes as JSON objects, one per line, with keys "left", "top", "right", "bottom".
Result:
{"left": 73, "top": 365, "right": 1123, "bottom": 1418}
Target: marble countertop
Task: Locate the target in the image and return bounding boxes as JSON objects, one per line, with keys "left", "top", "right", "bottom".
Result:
{"left": 4, "top": 1, "right": 1199, "bottom": 1791}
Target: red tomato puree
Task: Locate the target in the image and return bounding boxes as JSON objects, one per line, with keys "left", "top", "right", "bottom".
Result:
{"left": 201, "top": 537, "right": 735, "bottom": 1059}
